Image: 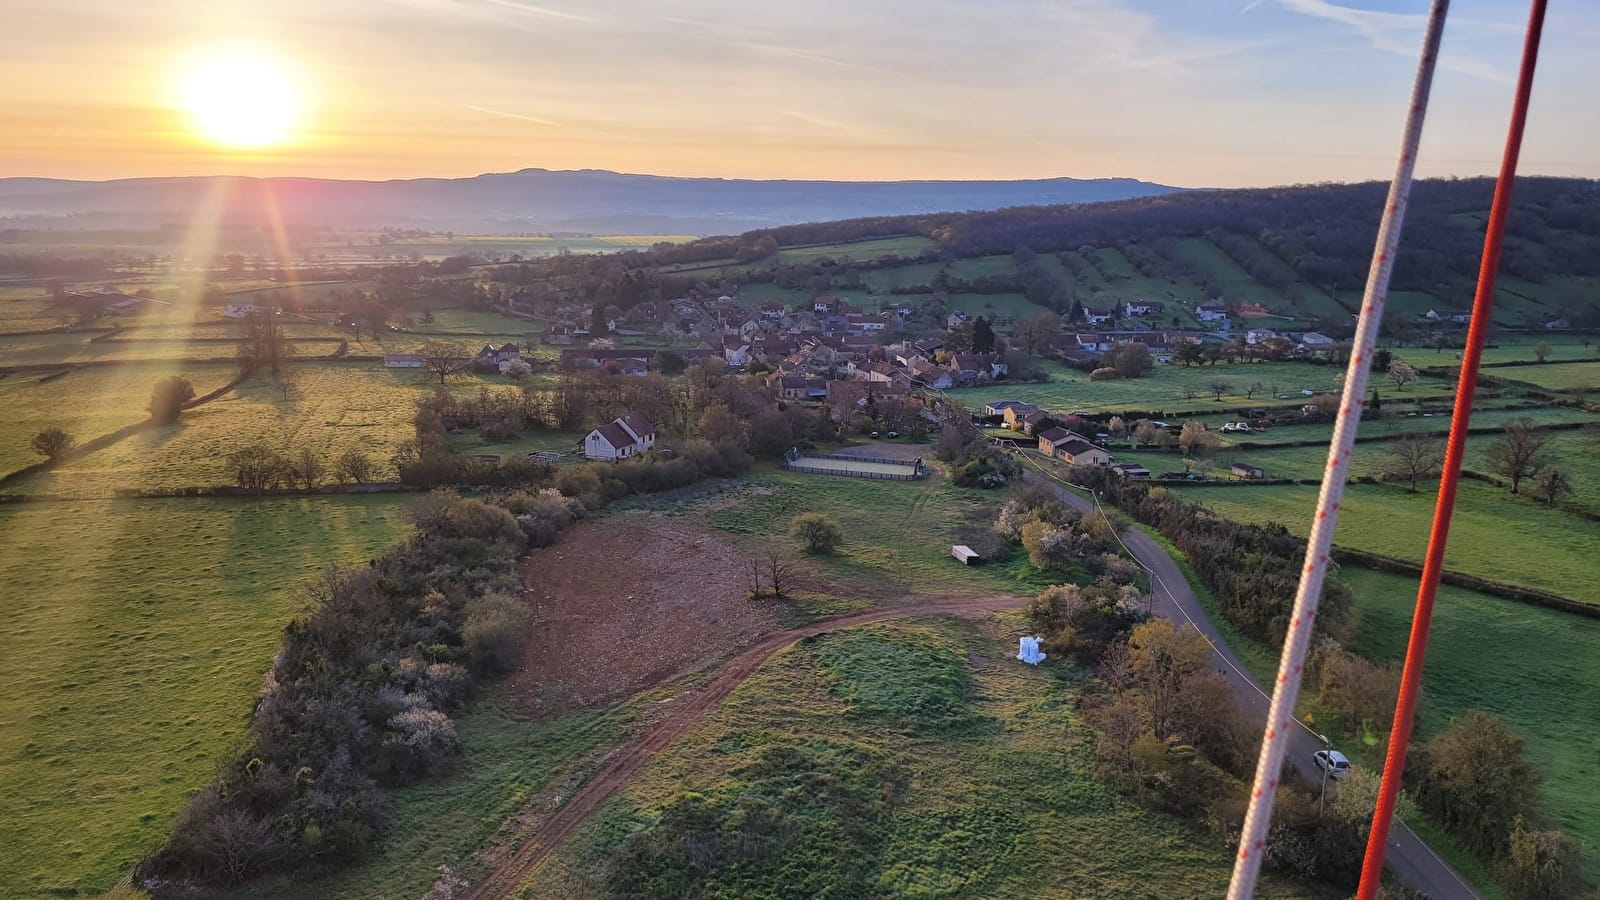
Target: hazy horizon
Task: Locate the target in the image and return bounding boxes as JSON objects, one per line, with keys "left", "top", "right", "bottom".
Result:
{"left": 4, "top": 1, "right": 1598, "bottom": 188}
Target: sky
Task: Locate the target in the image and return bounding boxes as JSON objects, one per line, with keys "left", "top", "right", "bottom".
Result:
{"left": 1, "top": 0, "right": 1596, "bottom": 187}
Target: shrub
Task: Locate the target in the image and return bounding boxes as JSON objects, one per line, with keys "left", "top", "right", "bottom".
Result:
{"left": 147, "top": 375, "right": 195, "bottom": 424}
{"left": 790, "top": 512, "right": 844, "bottom": 554}
{"left": 1502, "top": 817, "right": 1585, "bottom": 900}
{"left": 30, "top": 427, "right": 75, "bottom": 460}
{"left": 462, "top": 592, "right": 532, "bottom": 674}
{"left": 1089, "top": 366, "right": 1119, "bottom": 381}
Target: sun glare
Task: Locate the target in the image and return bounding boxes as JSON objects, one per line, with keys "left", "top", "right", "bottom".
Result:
{"left": 180, "top": 53, "right": 300, "bottom": 148}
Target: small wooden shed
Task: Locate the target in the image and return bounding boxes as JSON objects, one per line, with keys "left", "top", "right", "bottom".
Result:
{"left": 952, "top": 545, "right": 981, "bottom": 565}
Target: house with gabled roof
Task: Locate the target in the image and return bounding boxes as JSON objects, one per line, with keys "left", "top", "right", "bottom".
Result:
{"left": 584, "top": 412, "right": 657, "bottom": 461}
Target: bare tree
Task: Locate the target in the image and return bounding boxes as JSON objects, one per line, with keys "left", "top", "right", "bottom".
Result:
{"left": 276, "top": 368, "right": 302, "bottom": 402}
{"left": 1532, "top": 467, "right": 1572, "bottom": 508}
{"left": 226, "top": 444, "right": 293, "bottom": 493}
{"left": 419, "top": 340, "right": 471, "bottom": 385}
{"left": 294, "top": 448, "right": 324, "bottom": 490}
{"left": 334, "top": 449, "right": 377, "bottom": 484}
{"left": 235, "top": 311, "right": 292, "bottom": 376}
{"left": 1388, "top": 433, "right": 1444, "bottom": 493}
{"left": 1484, "top": 417, "right": 1551, "bottom": 494}
{"left": 1206, "top": 379, "right": 1231, "bottom": 401}
{"left": 765, "top": 547, "right": 797, "bottom": 600}
{"left": 1533, "top": 341, "right": 1551, "bottom": 363}
{"left": 1244, "top": 382, "right": 1264, "bottom": 400}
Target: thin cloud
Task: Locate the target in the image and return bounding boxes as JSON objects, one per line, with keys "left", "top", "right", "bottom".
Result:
{"left": 1264, "top": 0, "right": 1509, "bottom": 82}
{"left": 465, "top": 105, "right": 562, "bottom": 127}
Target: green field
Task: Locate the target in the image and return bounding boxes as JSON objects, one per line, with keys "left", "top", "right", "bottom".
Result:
{"left": 1339, "top": 568, "right": 1600, "bottom": 876}
{"left": 706, "top": 465, "right": 1061, "bottom": 597}
{"left": 526, "top": 617, "right": 1318, "bottom": 899}
{"left": 8, "top": 363, "right": 451, "bottom": 494}
{"left": 0, "top": 494, "right": 413, "bottom": 899}
{"left": 946, "top": 292, "right": 1049, "bottom": 323}
{"left": 945, "top": 360, "right": 1451, "bottom": 416}
{"left": 1485, "top": 360, "right": 1600, "bottom": 391}
{"left": 0, "top": 363, "right": 240, "bottom": 478}
{"left": 1174, "top": 480, "right": 1600, "bottom": 606}
{"left": 0, "top": 332, "right": 341, "bottom": 366}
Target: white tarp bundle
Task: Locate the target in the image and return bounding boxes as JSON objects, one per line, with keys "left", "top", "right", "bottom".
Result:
{"left": 1017, "top": 636, "right": 1046, "bottom": 665}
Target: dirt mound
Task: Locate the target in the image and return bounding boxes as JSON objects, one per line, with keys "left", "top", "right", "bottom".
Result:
{"left": 509, "top": 512, "right": 777, "bottom": 716}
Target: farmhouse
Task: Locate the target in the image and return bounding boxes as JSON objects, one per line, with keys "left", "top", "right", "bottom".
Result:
{"left": 1112, "top": 463, "right": 1152, "bottom": 479}
{"left": 1246, "top": 328, "right": 1280, "bottom": 345}
{"left": 1232, "top": 462, "right": 1265, "bottom": 480}
{"left": 1075, "top": 333, "right": 1113, "bottom": 353}
{"left": 1083, "top": 306, "right": 1117, "bottom": 326}
{"left": 477, "top": 343, "right": 521, "bottom": 364}
{"left": 1299, "top": 332, "right": 1335, "bottom": 350}
{"left": 1196, "top": 302, "right": 1230, "bottom": 323}
{"left": 1125, "top": 300, "right": 1165, "bottom": 317}
{"left": 584, "top": 412, "right": 657, "bottom": 461}
{"left": 1426, "top": 308, "right": 1472, "bottom": 324}
{"left": 383, "top": 353, "right": 424, "bottom": 368}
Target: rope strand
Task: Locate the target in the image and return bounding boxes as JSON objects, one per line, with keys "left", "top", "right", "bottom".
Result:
{"left": 1354, "top": 2, "right": 1549, "bottom": 896}
{"left": 1226, "top": 3, "right": 1451, "bottom": 896}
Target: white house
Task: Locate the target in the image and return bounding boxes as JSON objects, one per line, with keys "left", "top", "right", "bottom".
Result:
{"left": 1125, "top": 300, "right": 1165, "bottom": 317}
{"left": 584, "top": 412, "right": 657, "bottom": 461}
{"left": 722, "top": 335, "right": 751, "bottom": 367}
{"left": 1196, "top": 302, "right": 1230, "bottom": 323}
{"left": 222, "top": 302, "right": 256, "bottom": 319}
{"left": 1076, "top": 333, "right": 1113, "bottom": 353}
{"left": 1246, "top": 328, "right": 1280, "bottom": 345}
{"left": 1083, "top": 306, "right": 1117, "bottom": 326}
{"left": 1426, "top": 308, "right": 1472, "bottom": 324}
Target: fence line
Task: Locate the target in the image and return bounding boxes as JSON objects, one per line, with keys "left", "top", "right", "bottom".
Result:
{"left": 780, "top": 462, "right": 923, "bottom": 481}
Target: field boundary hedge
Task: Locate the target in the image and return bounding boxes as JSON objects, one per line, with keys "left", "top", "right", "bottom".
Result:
{"left": 1329, "top": 546, "right": 1600, "bottom": 619}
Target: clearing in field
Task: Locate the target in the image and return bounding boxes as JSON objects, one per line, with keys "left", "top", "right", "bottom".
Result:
{"left": 522, "top": 616, "right": 1317, "bottom": 899}
{"left": 0, "top": 494, "right": 412, "bottom": 900}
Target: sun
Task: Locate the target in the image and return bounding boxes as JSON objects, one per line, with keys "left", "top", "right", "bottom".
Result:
{"left": 180, "top": 53, "right": 300, "bottom": 148}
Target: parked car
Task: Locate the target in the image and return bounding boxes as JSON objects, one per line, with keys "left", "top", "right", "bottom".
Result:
{"left": 887, "top": 431, "right": 900, "bottom": 438}
{"left": 1313, "top": 749, "right": 1352, "bottom": 780}
{"left": 870, "top": 431, "right": 880, "bottom": 438}
{"left": 1221, "top": 422, "right": 1253, "bottom": 434}
{"left": 1248, "top": 407, "right": 1268, "bottom": 417}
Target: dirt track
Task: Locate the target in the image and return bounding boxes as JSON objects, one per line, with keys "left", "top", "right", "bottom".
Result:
{"left": 462, "top": 594, "right": 1021, "bottom": 900}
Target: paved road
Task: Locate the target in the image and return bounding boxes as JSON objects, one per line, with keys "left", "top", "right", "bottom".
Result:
{"left": 1031, "top": 471, "right": 1480, "bottom": 900}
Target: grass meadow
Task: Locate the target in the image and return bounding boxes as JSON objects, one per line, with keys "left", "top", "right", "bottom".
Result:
{"left": 525, "top": 617, "right": 1321, "bottom": 899}
{"left": 704, "top": 465, "right": 1063, "bottom": 598}
{"left": 0, "top": 363, "right": 240, "bottom": 478}
{"left": 0, "top": 494, "right": 412, "bottom": 899}
{"left": 1340, "top": 568, "right": 1600, "bottom": 877}
{"left": 1488, "top": 360, "right": 1600, "bottom": 391}
{"left": 8, "top": 364, "right": 450, "bottom": 493}
{"left": 944, "top": 360, "right": 1450, "bottom": 416}
{"left": 1173, "top": 480, "right": 1600, "bottom": 606}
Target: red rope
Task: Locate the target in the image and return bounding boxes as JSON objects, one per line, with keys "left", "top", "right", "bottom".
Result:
{"left": 1355, "top": 1, "right": 1549, "bottom": 896}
